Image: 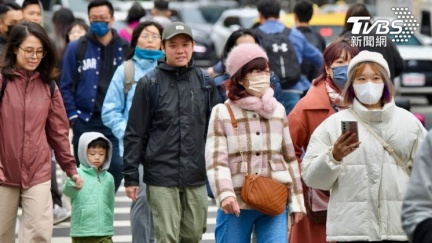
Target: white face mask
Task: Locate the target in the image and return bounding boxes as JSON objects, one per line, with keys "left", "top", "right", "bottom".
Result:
{"left": 353, "top": 82, "right": 385, "bottom": 105}
{"left": 245, "top": 74, "right": 270, "bottom": 96}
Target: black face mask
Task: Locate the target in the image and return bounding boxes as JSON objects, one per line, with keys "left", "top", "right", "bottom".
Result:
{"left": 5, "top": 25, "right": 14, "bottom": 36}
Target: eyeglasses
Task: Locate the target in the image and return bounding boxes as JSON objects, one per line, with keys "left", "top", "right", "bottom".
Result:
{"left": 140, "top": 34, "right": 161, "bottom": 40}
{"left": 19, "top": 46, "right": 46, "bottom": 58}
{"left": 68, "top": 29, "right": 86, "bottom": 36}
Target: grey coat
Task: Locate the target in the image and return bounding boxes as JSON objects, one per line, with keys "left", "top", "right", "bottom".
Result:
{"left": 402, "top": 130, "right": 432, "bottom": 242}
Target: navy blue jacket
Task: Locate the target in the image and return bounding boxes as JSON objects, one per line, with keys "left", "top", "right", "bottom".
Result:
{"left": 60, "top": 30, "right": 127, "bottom": 122}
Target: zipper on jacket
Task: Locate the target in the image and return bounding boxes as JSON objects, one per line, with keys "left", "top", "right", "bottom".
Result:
{"left": 97, "top": 174, "right": 101, "bottom": 183}
{"left": 190, "top": 89, "right": 194, "bottom": 113}
{"left": 22, "top": 78, "right": 30, "bottom": 169}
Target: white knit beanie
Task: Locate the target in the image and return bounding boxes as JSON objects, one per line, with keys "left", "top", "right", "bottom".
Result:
{"left": 347, "top": 50, "right": 391, "bottom": 78}
{"left": 225, "top": 43, "right": 268, "bottom": 76}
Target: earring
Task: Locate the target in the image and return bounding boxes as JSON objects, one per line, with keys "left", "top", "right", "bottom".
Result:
{"left": 326, "top": 73, "right": 330, "bottom": 77}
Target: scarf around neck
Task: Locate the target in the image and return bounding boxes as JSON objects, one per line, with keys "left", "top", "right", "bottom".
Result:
{"left": 233, "top": 88, "right": 278, "bottom": 119}
{"left": 325, "top": 77, "right": 347, "bottom": 111}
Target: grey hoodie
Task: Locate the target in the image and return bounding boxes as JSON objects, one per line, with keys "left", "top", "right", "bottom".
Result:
{"left": 78, "top": 132, "right": 113, "bottom": 172}
{"left": 63, "top": 132, "right": 115, "bottom": 237}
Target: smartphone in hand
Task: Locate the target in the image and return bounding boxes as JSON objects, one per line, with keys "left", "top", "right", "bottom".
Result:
{"left": 341, "top": 121, "right": 359, "bottom": 148}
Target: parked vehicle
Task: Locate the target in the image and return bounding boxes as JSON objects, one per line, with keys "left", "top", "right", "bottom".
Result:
{"left": 281, "top": 11, "right": 346, "bottom": 45}
{"left": 393, "top": 35, "right": 432, "bottom": 103}
{"left": 210, "top": 8, "right": 258, "bottom": 58}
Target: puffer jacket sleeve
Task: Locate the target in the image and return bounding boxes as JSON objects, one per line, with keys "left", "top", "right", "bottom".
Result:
{"left": 205, "top": 104, "right": 236, "bottom": 206}
{"left": 282, "top": 114, "right": 306, "bottom": 214}
{"left": 46, "top": 85, "right": 77, "bottom": 177}
{"left": 62, "top": 177, "right": 79, "bottom": 199}
{"left": 301, "top": 120, "right": 343, "bottom": 190}
{"left": 402, "top": 131, "right": 432, "bottom": 242}
{"left": 102, "top": 64, "right": 127, "bottom": 145}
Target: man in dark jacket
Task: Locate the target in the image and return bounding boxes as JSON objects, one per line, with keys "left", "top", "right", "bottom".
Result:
{"left": 123, "top": 22, "right": 218, "bottom": 243}
{"left": 294, "top": 0, "right": 326, "bottom": 83}
{"left": 0, "top": 1, "right": 22, "bottom": 54}
{"left": 59, "top": 0, "right": 128, "bottom": 192}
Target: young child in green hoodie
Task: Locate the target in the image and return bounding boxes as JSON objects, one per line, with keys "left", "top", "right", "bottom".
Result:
{"left": 63, "top": 132, "right": 115, "bottom": 243}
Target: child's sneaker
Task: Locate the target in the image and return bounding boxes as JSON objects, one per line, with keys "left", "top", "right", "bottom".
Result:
{"left": 53, "top": 204, "right": 71, "bottom": 225}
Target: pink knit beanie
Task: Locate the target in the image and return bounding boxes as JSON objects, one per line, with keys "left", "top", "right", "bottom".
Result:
{"left": 225, "top": 43, "right": 268, "bottom": 76}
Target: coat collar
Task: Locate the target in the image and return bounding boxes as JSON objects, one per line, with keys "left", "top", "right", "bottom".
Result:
{"left": 12, "top": 68, "right": 40, "bottom": 81}
{"left": 351, "top": 98, "right": 395, "bottom": 123}
{"left": 132, "top": 55, "right": 158, "bottom": 69}
{"left": 303, "top": 81, "right": 335, "bottom": 110}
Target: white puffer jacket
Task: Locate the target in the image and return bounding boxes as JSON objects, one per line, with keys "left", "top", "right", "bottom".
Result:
{"left": 302, "top": 99, "right": 427, "bottom": 242}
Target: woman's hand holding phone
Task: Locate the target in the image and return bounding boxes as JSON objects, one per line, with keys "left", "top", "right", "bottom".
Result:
{"left": 332, "top": 129, "right": 361, "bottom": 161}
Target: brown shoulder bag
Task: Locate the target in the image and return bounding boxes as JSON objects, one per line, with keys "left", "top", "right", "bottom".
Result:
{"left": 224, "top": 103, "right": 289, "bottom": 216}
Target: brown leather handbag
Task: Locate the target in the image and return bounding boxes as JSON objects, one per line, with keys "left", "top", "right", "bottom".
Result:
{"left": 225, "top": 104, "right": 289, "bottom": 216}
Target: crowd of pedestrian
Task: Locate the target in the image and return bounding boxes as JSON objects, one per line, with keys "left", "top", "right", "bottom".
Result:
{"left": 0, "top": 0, "right": 431, "bottom": 242}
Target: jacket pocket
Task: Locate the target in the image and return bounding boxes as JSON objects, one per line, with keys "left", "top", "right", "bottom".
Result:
{"left": 79, "top": 207, "right": 94, "bottom": 229}
{"left": 229, "top": 161, "right": 248, "bottom": 175}
{"left": 269, "top": 158, "right": 288, "bottom": 171}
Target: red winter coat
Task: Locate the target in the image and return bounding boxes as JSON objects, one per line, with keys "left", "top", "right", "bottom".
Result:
{"left": 0, "top": 69, "right": 77, "bottom": 189}
{"left": 288, "top": 80, "right": 335, "bottom": 243}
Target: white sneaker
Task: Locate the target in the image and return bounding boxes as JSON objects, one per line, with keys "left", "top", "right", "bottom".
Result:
{"left": 53, "top": 204, "right": 71, "bottom": 225}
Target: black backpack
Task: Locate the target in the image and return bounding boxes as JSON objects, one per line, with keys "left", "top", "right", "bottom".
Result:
{"left": 0, "top": 74, "right": 56, "bottom": 102}
{"left": 255, "top": 27, "right": 301, "bottom": 87}
{"left": 298, "top": 28, "right": 325, "bottom": 82}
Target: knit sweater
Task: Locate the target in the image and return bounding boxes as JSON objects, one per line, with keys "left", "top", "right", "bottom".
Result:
{"left": 205, "top": 91, "right": 305, "bottom": 214}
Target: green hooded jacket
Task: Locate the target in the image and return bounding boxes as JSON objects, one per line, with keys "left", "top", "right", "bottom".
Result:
{"left": 62, "top": 132, "right": 114, "bottom": 237}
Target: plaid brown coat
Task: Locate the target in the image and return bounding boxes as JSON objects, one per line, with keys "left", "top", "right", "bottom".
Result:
{"left": 205, "top": 100, "right": 306, "bottom": 214}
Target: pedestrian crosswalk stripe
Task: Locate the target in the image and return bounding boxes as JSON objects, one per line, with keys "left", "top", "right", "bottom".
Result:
{"left": 50, "top": 167, "right": 218, "bottom": 242}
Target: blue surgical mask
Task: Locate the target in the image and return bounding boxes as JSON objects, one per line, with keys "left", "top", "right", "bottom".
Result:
{"left": 134, "top": 47, "right": 164, "bottom": 60}
{"left": 331, "top": 65, "right": 349, "bottom": 89}
{"left": 90, "top": 22, "right": 109, "bottom": 37}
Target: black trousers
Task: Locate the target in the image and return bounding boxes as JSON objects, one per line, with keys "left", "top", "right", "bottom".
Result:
{"left": 51, "top": 159, "right": 62, "bottom": 207}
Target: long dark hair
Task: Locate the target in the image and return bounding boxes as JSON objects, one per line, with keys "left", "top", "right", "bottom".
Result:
{"left": 126, "top": 20, "right": 164, "bottom": 60}
{"left": 220, "top": 28, "right": 259, "bottom": 73}
{"left": 126, "top": 2, "right": 146, "bottom": 24}
{"left": 1, "top": 22, "right": 59, "bottom": 83}
{"left": 341, "top": 3, "right": 371, "bottom": 34}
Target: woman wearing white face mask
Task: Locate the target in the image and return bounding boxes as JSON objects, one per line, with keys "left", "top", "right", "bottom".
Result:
{"left": 205, "top": 43, "right": 306, "bottom": 242}
{"left": 301, "top": 50, "right": 427, "bottom": 243}
{"left": 288, "top": 37, "right": 359, "bottom": 243}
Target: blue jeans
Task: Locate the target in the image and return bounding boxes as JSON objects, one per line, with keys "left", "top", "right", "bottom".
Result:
{"left": 130, "top": 165, "right": 155, "bottom": 243}
{"left": 71, "top": 115, "right": 123, "bottom": 192}
{"left": 215, "top": 207, "right": 288, "bottom": 243}
{"left": 279, "top": 92, "right": 301, "bottom": 115}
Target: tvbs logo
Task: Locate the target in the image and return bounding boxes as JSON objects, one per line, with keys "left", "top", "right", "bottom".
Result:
{"left": 347, "top": 7, "right": 419, "bottom": 43}
{"left": 347, "top": 16, "right": 403, "bottom": 35}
